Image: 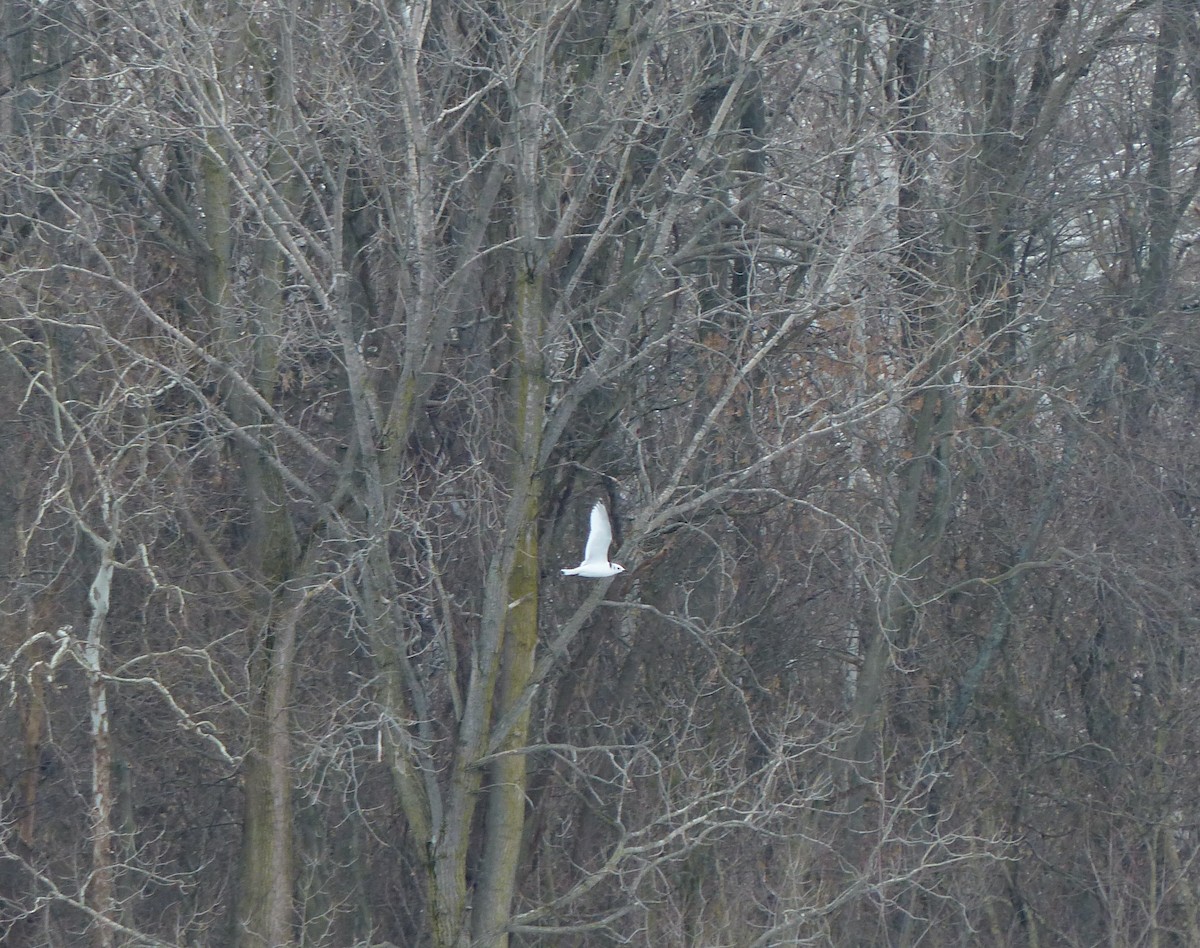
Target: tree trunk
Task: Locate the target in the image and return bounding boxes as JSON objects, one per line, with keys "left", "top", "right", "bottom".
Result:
{"left": 84, "top": 539, "right": 116, "bottom": 948}
{"left": 196, "top": 97, "right": 301, "bottom": 945}
{"left": 472, "top": 510, "right": 540, "bottom": 946}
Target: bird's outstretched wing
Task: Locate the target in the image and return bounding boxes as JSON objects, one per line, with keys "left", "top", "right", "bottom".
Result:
{"left": 582, "top": 501, "right": 614, "bottom": 567}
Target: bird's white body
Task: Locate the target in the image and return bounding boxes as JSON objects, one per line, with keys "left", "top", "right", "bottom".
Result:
{"left": 561, "top": 502, "right": 625, "bottom": 578}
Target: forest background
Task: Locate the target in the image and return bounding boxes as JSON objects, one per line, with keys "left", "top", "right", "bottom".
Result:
{"left": 2, "top": 1, "right": 1200, "bottom": 946}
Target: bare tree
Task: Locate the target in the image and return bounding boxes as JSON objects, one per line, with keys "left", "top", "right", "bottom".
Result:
{"left": 6, "top": 2, "right": 1200, "bottom": 947}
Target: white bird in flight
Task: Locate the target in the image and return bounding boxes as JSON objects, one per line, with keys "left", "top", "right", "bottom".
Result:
{"left": 561, "top": 501, "right": 625, "bottom": 578}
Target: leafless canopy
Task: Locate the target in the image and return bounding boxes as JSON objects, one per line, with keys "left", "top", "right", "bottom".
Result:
{"left": 2, "top": 1, "right": 1200, "bottom": 946}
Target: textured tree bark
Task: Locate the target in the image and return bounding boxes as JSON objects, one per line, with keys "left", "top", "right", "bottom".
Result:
{"left": 84, "top": 540, "right": 116, "bottom": 948}
{"left": 228, "top": 285, "right": 300, "bottom": 948}
{"left": 17, "top": 651, "right": 44, "bottom": 850}
{"left": 237, "top": 595, "right": 303, "bottom": 948}
{"left": 195, "top": 105, "right": 301, "bottom": 945}
{"left": 472, "top": 573, "right": 538, "bottom": 944}
{"left": 472, "top": 455, "right": 542, "bottom": 947}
